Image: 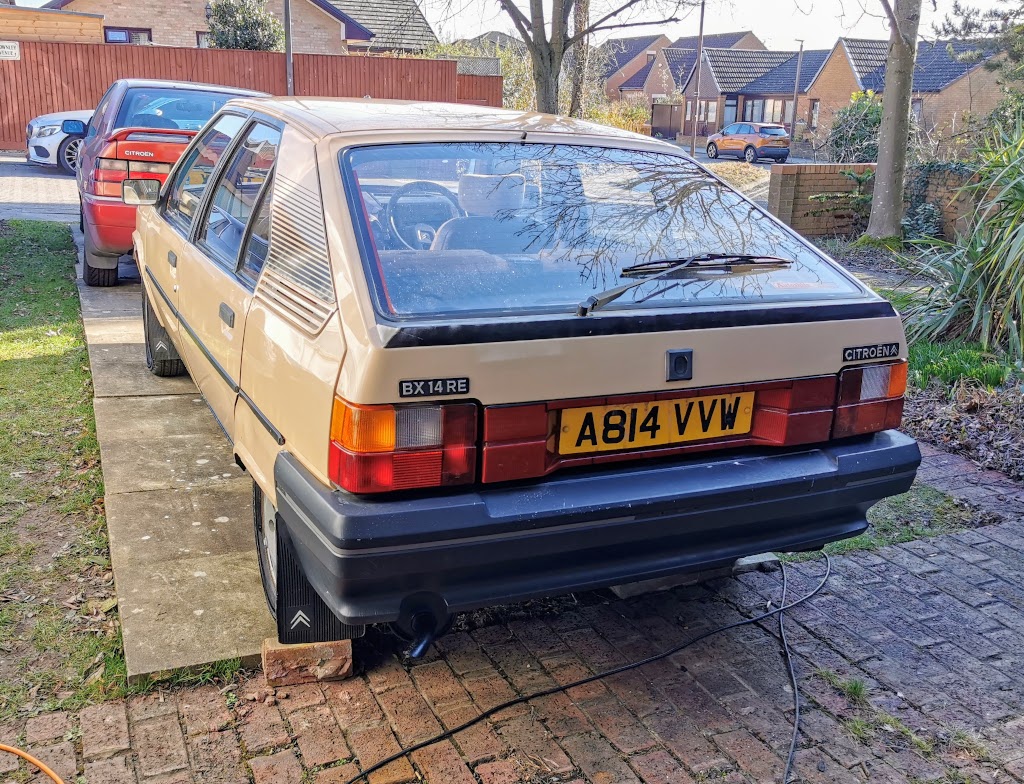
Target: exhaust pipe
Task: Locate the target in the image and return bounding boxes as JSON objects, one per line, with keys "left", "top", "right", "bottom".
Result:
{"left": 404, "top": 611, "right": 442, "bottom": 660}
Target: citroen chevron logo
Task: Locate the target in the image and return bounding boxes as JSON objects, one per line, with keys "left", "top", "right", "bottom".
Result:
{"left": 290, "top": 610, "right": 310, "bottom": 630}
{"left": 155, "top": 340, "right": 168, "bottom": 353}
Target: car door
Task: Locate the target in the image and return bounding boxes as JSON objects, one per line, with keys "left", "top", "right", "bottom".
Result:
{"left": 176, "top": 119, "right": 282, "bottom": 438}
{"left": 720, "top": 123, "right": 740, "bottom": 154}
{"left": 142, "top": 112, "right": 249, "bottom": 339}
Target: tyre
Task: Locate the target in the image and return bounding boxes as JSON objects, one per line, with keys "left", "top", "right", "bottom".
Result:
{"left": 57, "top": 135, "right": 82, "bottom": 176}
{"left": 82, "top": 231, "right": 117, "bottom": 287}
{"left": 780, "top": 156, "right": 789, "bottom": 164}
{"left": 142, "top": 285, "right": 185, "bottom": 377}
{"left": 706, "top": 142, "right": 719, "bottom": 159}
{"left": 744, "top": 146, "right": 758, "bottom": 164}
{"left": 254, "top": 482, "right": 278, "bottom": 620}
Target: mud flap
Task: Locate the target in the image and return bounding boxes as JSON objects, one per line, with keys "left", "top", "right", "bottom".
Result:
{"left": 276, "top": 522, "right": 364, "bottom": 644}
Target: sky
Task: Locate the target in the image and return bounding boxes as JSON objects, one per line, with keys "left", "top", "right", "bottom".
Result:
{"left": 17, "top": 0, "right": 1004, "bottom": 51}
{"left": 418, "top": 0, "right": 997, "bottom": 50}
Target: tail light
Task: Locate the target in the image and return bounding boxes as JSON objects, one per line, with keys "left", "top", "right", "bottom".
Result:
{"left": 128, "top": 161, "right": 171, "bottom": 176}
{"left": 833, "top": 360, "right": 907, "bottom": 438}
{"left": 328, "top": 398, "right": 477, "bottom": 493}
{"left": 92, "top": 157, "right": 128, "bottom": 197}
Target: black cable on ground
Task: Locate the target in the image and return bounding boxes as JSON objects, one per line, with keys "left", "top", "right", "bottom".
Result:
{"left": 345, "top": 552, "right": 833, "bottom": 784}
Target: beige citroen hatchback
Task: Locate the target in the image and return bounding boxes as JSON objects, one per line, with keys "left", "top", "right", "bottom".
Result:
{"left": 130, "top": 97, "right": 919, "bottom": 654}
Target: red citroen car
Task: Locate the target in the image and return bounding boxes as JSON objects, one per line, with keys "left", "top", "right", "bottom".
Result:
{"left": 70, "top": 79, "right": 266, "bottom": 286}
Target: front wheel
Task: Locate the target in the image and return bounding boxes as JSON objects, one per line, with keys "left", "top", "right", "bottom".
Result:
{"left": 254, "top": 482, "right": 278, "bottom": 620}
{"left": 706, "top": 142, "right": 718, "bottom": 159}
{"left": 57, "top": 136, "right": 82, "bottom": 176}
{"left": 744, "top": 146, "right": 758, "bottom": 164}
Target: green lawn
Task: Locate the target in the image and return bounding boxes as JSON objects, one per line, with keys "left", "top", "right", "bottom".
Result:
{"left": 0, "top": 220, "right": 133, "bottom": 720}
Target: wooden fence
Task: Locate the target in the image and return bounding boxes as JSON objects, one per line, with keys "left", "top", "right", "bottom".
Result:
{"left": 0, "top": 41, "right": 503, "bottom": 149}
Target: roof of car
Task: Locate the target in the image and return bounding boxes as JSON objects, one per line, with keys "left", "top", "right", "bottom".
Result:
{"left": 228, "top": 97, "right": 664, "bottom": 142}
{"left": 115, "top": 79, "right": 268, "bottom": 97}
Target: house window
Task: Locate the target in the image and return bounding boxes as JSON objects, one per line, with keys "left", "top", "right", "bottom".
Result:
{"left": 911, "top": 98, "right": 923, "bottom": 121}
{"left": 104, "top": 27, "right": 152, "bottom": 44}
{"left": 743, "top": 99, "right": 764, "bottom": 122}
{"left": 197, "top": 31, "right": 210, "bottom": 48}
{"left": 810, "top": 99, "right": 820, "bottom": 130}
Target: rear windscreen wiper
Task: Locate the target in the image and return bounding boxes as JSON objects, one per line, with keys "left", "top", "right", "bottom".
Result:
{"left": 576, "top": 253, "right": 794, "bottom": 316}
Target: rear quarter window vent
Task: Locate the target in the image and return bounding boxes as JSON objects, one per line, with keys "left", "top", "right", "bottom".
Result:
{"left": 256, "top": 173, "right": 336, "bottom": 332}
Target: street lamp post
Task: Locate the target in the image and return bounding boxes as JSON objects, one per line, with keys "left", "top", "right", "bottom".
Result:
{"left": 284, "top": 0, "right": 294, "bottom": 96}
{"left": 689, "top": 0, "right": 705, "bottom": 157}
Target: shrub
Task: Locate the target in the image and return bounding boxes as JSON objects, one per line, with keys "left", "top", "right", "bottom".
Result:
{"left": 208, "top": 0, "right": 283, "bottom": 52}
{"left": 825, "top": 91, "right": 883, "bottom": 163}
{"left": 585, "top": 97, "right": 651, "bottom": 134}
{"left": 903, "top": 114, "right": 1024, "bottom": 359}
{"left": 901, "top": 202, "right": 944, "bottom": 241}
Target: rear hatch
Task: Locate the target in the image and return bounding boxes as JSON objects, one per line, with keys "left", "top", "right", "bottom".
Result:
{"left": 326, "top": 136, "right": 908, "bottom": 493}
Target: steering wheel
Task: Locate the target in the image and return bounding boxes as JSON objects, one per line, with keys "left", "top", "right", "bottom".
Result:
{"left": 384, "top": 181, "right": 464, "bottom": 250}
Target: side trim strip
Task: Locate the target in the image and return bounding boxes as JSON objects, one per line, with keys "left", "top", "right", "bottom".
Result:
{"left": 380, "top": 300, "right": 898, "bottom": 348}
{"left": 145, "top": 267, "right": 285, "bottom": 445}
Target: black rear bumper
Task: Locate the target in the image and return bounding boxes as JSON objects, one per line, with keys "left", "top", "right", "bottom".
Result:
{"left": 274, "top": 431, "right": 919, "bottom": 632}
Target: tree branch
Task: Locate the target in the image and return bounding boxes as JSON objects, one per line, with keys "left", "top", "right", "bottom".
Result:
{"left": 574, "top": 14, "right": 682, "bottom": 40}
{"left": 497, "top": 0, "right": 536, "bottom": 53}
{"left": 878, "top": 0, "right": 914, "bottom": 47}
{"left": 567, "top": 0, "right": 678, "bottom": 46}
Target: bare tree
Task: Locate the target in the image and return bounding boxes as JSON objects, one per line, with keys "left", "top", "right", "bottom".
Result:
{"left": 496, "top": 0, "right": 691, "bottom": 114}
{"left": 568, "top": 0, "right": 591, "bottom": 117}
{"left": 865, "top": 0, "right": 922, "bottom": 239}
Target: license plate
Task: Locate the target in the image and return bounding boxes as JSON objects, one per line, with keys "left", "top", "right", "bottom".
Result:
{"left": 558, "top": 392, "right": 755, "bottom": 455}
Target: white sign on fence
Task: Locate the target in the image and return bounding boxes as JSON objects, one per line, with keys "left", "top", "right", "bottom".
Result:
{"left": 0, "top": 41, "right": 20, "bottom": 61}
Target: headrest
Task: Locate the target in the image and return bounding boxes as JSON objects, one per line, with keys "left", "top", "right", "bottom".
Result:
{"left": 458, "top": 174, "right": 526, "bottom": 216}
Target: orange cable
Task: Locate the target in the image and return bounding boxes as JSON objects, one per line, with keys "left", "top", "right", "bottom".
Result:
{"left": 0, "top": 743, "right": 65, "bottom": 784}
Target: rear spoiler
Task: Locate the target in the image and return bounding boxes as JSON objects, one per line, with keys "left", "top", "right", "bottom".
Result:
{"left": 105, "top": 127, "right": 197, "bottom": 145}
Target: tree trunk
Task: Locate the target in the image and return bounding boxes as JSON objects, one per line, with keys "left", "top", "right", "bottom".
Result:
{"left": 866, "top": 0, "right": 922, "bottom": 239}
{"left": 534, "top": 47, "right": 562, "bottom": 114}
{"left": 568, "top": 0, "right": 590, "bottom": 117}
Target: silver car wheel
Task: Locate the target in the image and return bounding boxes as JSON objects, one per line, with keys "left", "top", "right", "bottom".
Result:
{"left": 261, "top": 491, "right": 278, "bottom": 588}
{"left": 63, "top": 137, "right": 83, "bottom": 172}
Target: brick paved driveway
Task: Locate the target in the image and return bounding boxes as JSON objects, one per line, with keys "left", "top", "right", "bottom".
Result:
{"left": 0, "top": 153, "right": 79, "bottom": 222}
{"left": 5, "top": 446, "right": 1024, "bottom": 784}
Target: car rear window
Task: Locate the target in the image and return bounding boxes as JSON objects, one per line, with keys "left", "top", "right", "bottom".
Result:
{"left": 114, "top": 88, "right": 234, "bottom": 132}
{"left": 341, "top": 142, "right": 863, "bottom": 319}
{"left": 759, "top": 127, "right": 788, "bottom": 136}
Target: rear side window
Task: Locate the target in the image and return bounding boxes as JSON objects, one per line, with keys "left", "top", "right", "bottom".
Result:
{"left": 197, "top": 122, "right": 281, "bottom": 270}
{"left": 87, "top": 86, "right": 116, "bottom": 139}
{"left": 164, "top": 113, "right": 246, "bottom": 234}
{"left": 114, "top": 87, "right": 235, "bottom": 131}
{"left": 240, "top": 185, "right": 272, "bottom": 284}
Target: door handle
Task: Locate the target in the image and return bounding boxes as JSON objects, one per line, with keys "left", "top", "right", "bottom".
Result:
{"left": 167, "top": 251, "right": 177, "bottom": 268}
{"left": 219, "top": 302, "right": 235, "bottom": 328}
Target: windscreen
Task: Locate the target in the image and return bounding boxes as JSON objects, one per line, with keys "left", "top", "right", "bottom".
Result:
{"left": 343, "top": 142, "right": 863, "bottom": 318}
{"left": 114, "top": 88, "right": 234, "bottom": 132}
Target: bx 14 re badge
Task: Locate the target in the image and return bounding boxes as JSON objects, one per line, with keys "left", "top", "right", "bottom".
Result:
{"left": 399, "top": 377, "right": 470, "bottom": 398}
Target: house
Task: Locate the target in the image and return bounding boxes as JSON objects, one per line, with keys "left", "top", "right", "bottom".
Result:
{"left": 597, "top": 34, "right": 671, "bottom": 99}
{"left": 806, "top": 38, "right": 1001, "bottom": 136}
{"left": 0, "top": 3, "right": 103, "bottom": 43}
{"left": 41, "top": 0, "right": 438, "bottom": 54}
{"left": 619, "top": 30, "right": 764, "bottom": 103}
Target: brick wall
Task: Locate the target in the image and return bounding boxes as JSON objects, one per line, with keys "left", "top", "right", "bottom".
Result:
{"left": 57, "top": 0, "right": 346, "bottom": 54}
{"left": 768, "top": 162, "right": 976, "bottom": 238}
{"left": 912, "top": 166, "right": 975, "bottom": 240}
{"left": 805, "top": 45, "right": 860, "bottom": 137}
{"left": 604, "top": 34, "right": 670, "bottom": 99}
{"left": 920, "top": 67, "right": 1002, "bottom": 137}
{"left": 767, "top": 163, "right": 876, "bottom": 237}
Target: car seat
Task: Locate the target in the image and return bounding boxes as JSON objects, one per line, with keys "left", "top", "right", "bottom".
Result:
{"left": 431, "top": 174, "right": 541, "bottom": 253}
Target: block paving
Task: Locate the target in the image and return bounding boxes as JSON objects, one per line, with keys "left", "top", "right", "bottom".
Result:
{"left": 4, "top": 442, "right": 1024, "bottom": 783}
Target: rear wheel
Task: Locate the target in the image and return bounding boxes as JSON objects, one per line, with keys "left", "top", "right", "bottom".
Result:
{"left": 254, "top": 482, "right": 278, "bottom": 620}
{"left": 83, "top": 232, "right": 118, "bottom": 287}
{"left": 706, "top": 142, "right": 719, "bottom": 159}
{"left": 143, "top": 285, "right": 185, "bottom": 377}
{"left": 744, "top": 146, "right": 758, "bottom": 164}
{"left": 57, "top": 136, "right": 82, "bottom": 176}
{"left": 780, "top": 156, "right": 789, "bottom": 164}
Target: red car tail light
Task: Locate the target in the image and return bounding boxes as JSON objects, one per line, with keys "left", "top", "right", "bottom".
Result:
{"left": 833, "top": 360, "right": 907, "bottom": 438}
{"left": 328, "top": 398, "right": 477, "bottom": 493}
{"left": 92, "top": 157, "right": 128, "bottom": 197}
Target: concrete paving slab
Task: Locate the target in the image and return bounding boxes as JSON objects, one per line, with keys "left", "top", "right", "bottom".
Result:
{"left": 115, "top": 551, "right": 273, "bottom": 675}
{"left": 66, "top": 239, "right": 272, "bottom": 678}
{"left": 86, "top": 338, "right": 197, "bottom": 398}
{"left": 104, "top": 480, "right": 254, "bottom": 566}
